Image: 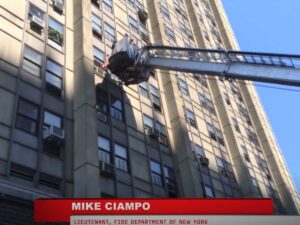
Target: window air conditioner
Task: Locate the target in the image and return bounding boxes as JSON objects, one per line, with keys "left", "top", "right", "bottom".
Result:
{"left": 30, "top": 15, "right": 45, "bottom": 30}
{"left": 53, "top": 0, "right": 64, "bottom": 14}
{"left": 199, "top": 156, "right": 209, "bottom": 166}
{"left": 43, "top": 126, "right": 64, "bottom": 144}
{"left": 97, "top": 111, "right": 107, "bottom": 122}
{"left": 100, "top": 161, "right": 114, "bottom": 177}
{"left": 145, "top": 127, "right": 160, "bottom": 139}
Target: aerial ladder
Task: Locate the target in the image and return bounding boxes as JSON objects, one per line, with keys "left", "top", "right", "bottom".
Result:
{"left": 107, "top": 36, "right": 300, "bottom": 87}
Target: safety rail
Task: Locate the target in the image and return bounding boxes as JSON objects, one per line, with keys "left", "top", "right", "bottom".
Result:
{"left": 145, "top": 45, "right": 300, "bottom": 69}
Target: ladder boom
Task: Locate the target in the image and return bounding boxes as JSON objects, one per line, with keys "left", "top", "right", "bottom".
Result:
{"left": 108, "top": 36, "right": 300, "bottom": 86}
{"left": 145, "top": 46, "right": 300, "bottom": 86}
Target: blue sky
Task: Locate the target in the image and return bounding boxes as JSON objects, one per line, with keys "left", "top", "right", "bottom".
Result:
{"left": 221, "top": 0, "right": 300, "bottom": 192}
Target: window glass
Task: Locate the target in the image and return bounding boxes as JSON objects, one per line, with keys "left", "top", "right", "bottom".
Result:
{"left": 187, "top": 110, "right": 195, "bottom": 120}
{"left": 150, "top": 160, "right": 162, "bottom": 186}
{"left": 111, "top": 97, "right": 122, "bottom": 110}
{"left": 24, "top": 47, "right": 42, "bottom": 65}
{"left": 48, "top": 17, "right": 64, "bottom": 45}
{"left": 165, "top": 26, "right": 175, "bottom": 42}
{"left": 207, "top": 123, "right": 215, "bottom": 133}
{"left": 16, "top": 99, "right": 39, "bottom": 135}
{"left": 150, "top": 85, "right": 160, "bottom": 97}
{"left": 92, "top": 14, "right": 102, "bottom": 34}
{"left": 160, "top": 3, "right": 170, "bottom": 19}
{"left": 18, "top": 100, "right": 39, "bottom": 120}
{"left": 98, "top": 136, "right": 110, "bottom": 152}
{"left": 111, "top": 96, "right": 123, "bottom": 121}
{"left": 179, "top": 78, "right": 188, "bottom": 95}
{"left": 45, "top": 59, "right": 63, "bottom": 96}
{"left": 195, "top": 145, "right": 204, "bottom": 156}
{"left": 114, "top": 143, "right": 128, "bottom": 172}
{"left": 47, "top": 59, "right": 63, "bottom": 77}
{"left": 103, "top": 0, "right": 112, "bottom": 7}
{"left": 115, "top": 144, "right": 127, "bottom": 159}
{"left": 96, "top": 89, "right": 108, "bottom": 114}
{"left": 23, "top": 47, "right": 42, "bottom": 77}
{"left": 150, "top": 160, "right": 161, "bottom": 174}
{"left": 46, "top": 73, "right": 62, "bottom": 89}
{"left": 49, "top": 18, "right": 64, "bottom": 33}
{"left": 252, "top": 178, "right": 258, "bottom": 187}
{"left": 104, "top": 23, "right": 115, "bottom": 41}
{"left": 156, "top": 122, "right": 166, "bottom": 135}
{"left": 143, "top": 115, "right": 153, "bottom": 128}
{"left": 139, "top": 82, "right": 149, "bottom": 98}
{"left": 44, "top": 111, "right": 62, "bottom": 128}
{"left": 93, "top": 47, "right": 104, "bottom": 63}
{"left": 163, "top": 166, "right": 174, "bottom": 180}
{"left": 204, "top": 185, "right": 214, "bottom": 198}
{"left": 28, "top": 4, "right": 44, "bottom": 20}
{"left": 216, "top": 158, "right": 224, "bottom": 168}
{"left": 129, "top": 16, "right": 138, "bottom": 32}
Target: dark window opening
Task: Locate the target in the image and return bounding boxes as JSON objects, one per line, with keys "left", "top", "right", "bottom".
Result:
{"left": 16, "top": 99, "right": 39, "bottom": 135}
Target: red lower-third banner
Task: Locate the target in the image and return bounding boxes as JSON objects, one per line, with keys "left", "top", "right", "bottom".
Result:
{"left": 34, "top": 198, "right": 273, "bottom": 223}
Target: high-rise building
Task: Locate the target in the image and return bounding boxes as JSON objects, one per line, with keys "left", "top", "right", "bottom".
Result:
{"left": 0, "top": 0, "right": 299, "bottom": 223}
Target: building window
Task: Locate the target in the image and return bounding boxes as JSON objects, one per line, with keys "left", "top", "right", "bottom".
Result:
{"left": 93, "top": 47, "right": 104, "bottom": 67}
{"left": 194, "top": 144, "right": 204, "bottom": 158}
{"left": 96, "top": 88, "right": 109, "bottom": 122}
{"left": 216, "top": 157, "right": 225, "bottom": 169}
{"left": 129, "top": 16, "right": 139, "bottom": 33}
{"left": 178, "top": 78, "right": 189, "bottom": 95}
{"left": 252, "top": 177, "right": 262, "bottom": 196}
{"left": 91, "top": 0, "right": 100, "bottom": 7}
{"left": 139, "top": 82, "right": 149, "bottom": 98}
{"left": 160, "top": 3, "right": 170, "bottom": 20}
{"left": 224, "top": 93, "right": 231, "bottom": 105}
{"left": 52, "top": 0, "right": 64, "bottom": 14}
{"left": 186, "top": 109, "right": 197, "bottom": 128}
{"left": 199, "top": 94, "right": 215, "bottom": 114}
{"left": 232, "top": 118, "right": 240, "bottom": 133}
{"left": 140, "top": 23, "right": 150, "bottom": 43}
{"left": 43, "top": 111, "right": 62, "bottom": 129}
{"left": 98, "top": 136, "right": 111, "bottom": 164}
{"left": 207, "top": 123, "right": 225, "bottom": 146}
{"left": 143, "top": 114, "right": 154, "bottom": 130}
{"left": 150, "top": 85, "right": 162, "bottom": 112}
{"left": 43, "top": 111, "right": 63, "bottom": 157}
{"left": 114, "top": 144, "right": 128, "bottom": 172}
{"left": 203, "top": 184, "right": 214, "bottom": 198}
{"left": 92, "top": 13, "right": 102, "bottom": 39}
{"left": 150, "top": 160, "right": 163, "bottom": 186}
{"left": 22, "top": 46, "right": 42, "bottom": 77}
{"left": 16, "top": 99, "right": 39, "bottom": 135}
{"left": 39, "top": 173, "right": 61, "bottom": 190}
{"left": 46, "top": 59, "right": 63, "bottom": 97}
{"left": 164, "top": 166, "right": 177, "bottom": 197}
{"left": 207, "top": 123, "right": 216, "bottom": 140}
{"left": 156, "top": 122, "right": 168, "bottom": 146}
{"left": 241, "top": 146, "right": 250, "bottom": 162}
{"left": 104, "top": 23, "right": 115, "bottom": 42}
{"left": 246, "top": 128, "right": 260, "bottom": 146}
{"left": 10, "top": 163, "right": 35, "bottom": 182}
{"left": 27, "top": 4, "right": 45, "bottom": 32}
{"left": 111, "top": 96, "right": 123, "bottom": 121}
{"left": 128, "top": 0, "right": 135, "bottom": 7}
{"left": 48, "top": 17, "right": 64, "bottom": 46}
{"left": 165, "top": 26, "right": 176, "bottom": 42}
{"left": 103, "top": 0, "right": 113, "bottom": 13}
